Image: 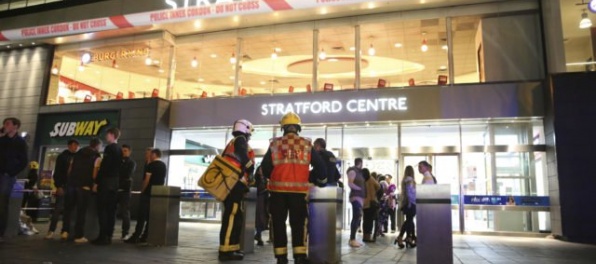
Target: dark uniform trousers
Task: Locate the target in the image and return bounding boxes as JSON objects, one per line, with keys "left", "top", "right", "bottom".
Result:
{"left": 219, "top": 182, "right": 246, "bottom": 252}
{"left": 269, "top": 191, "right": 308, "bottom": 259}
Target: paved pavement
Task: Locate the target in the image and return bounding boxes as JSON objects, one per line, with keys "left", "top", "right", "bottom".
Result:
{"left": 0, "top": 222, "right": 595, "bottom": 264}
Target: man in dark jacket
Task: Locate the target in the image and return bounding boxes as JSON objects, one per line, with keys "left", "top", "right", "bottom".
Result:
{"left": 62, "top": 138, "right": 102, "bottom": 243}
{"left": 313, "top": 138, "right": 341, "bottom": 187}
{"left": 93, "top": 128, "right": 123, "bottom": 245}
{"left": 117, "top": 144, "right": 136, "bottom": 240}
{"left": 45, "top": 139, "right": 79, "bottom": 240}
{"left": 0, "top": 117, "right": 28, "bottom": 243}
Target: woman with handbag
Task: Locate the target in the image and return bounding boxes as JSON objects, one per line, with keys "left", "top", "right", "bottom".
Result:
{"left": 395, "top": 166, "right": 417, "bottom": 249}
{"left": 218, "top": 119, "right": 255, "bottom": 261}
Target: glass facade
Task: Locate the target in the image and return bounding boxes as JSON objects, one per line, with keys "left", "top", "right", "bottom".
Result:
{"left": 169, "top": 119, "right": 549, "bottom": 233}
{"left": 44, "top": 5, "right": 543, "bottom": 104}
{"left": 560, "top": 0, "right": 596, "bottom": 72}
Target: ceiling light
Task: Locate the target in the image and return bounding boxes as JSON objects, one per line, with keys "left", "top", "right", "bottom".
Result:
{"left": 394, "top": 43, "right": 403, "bottom": 48}
{"left": 349, "top": 46, "right": 356, "bottom": 51}
{"left": 81, "top": 52, "right": 91, "bottom": 64}
{"left": 78, "top": 62, "right": 85, "bottom": 72}
{"left": 51, "top": 65, "right": 59, "bottom": 75}
{"left": 274, "top": 47, "right": 282, "bottom": 52}
{"left": 260, "top": 81, "right": 266, "bottom": 85}
{"left": 191, "top": 57, "right": 199, "bottom": 68}
{"left": 6, "top": 45, "right": 10, "bottom": 48}
{"left": 194, "top": 20, "right": 202, "bottom": 28}
{"left": 271, "top": 49, "right": 278, "bottom": 60}
{"left": 158, "top": 68, "right": 165, "bottom": 73}
{"left": 328, "top": 58, "right": 339, "bottom": 62}
{"left": 319, "top": 48, "right": 327, "bottom": 60}
{"left": 367, "top": 2, "right": 376, "bottom": 9}
{"left": 580, "top": 10, "right": 592, "bottom": 29}
{"left": 153, "top": 60, "right": 160, "bottom": 64}
{"left": 31, "top": 42, "right": 35, "bottom": 45}
{"left": 368, "top": 44, "right": 376, "bottom": 56}
{"left": 232, "top": 16, "right": 240, "bottom": 23}
{"left": 442, "top": 44, "right": 448, "bottom": 50}
{"left": 421, "top": 39, "right": 428, "bottom": 52}
{"left": 230, "top": 52, "right": 237, "bottom": 64}
{"left": 229, "top": 76, "right": 235, "bottom": 80}
{"left": 210, "top": 53, "right": 217, "bottom": 58}
{"left": 198, "top": 78, "right": 205, "bottom": 82}
{"left": 18, "top": 44, "right": 23, "bottom": 47}
{"left": 145, "top": 56, "right": 152, "bottom": 65}
{"left": 439, "top": 65, "right": 447, "bottom": 70}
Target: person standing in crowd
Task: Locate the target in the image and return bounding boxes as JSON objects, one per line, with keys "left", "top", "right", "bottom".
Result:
{"left": 117, "top": 144, "right": 136, "bottom": 240}
{"left": 217, "top": 120, "right": 255, "bottom": 261}
{"left": 0, "top": 117, "right": 29, "bottom": 243}
{"left": 63, "top": 138, "right": 102, "bottom": 243}
{"left": 419, "top": 161, "right": 437, "bottom": 184}
{"left": 384, "top": 175, "right": 397, "bottom": 234}
{"left": 254, "top": 166, "right": 269, "bottom": 247}
{"left": 45, "top": 139, "right": 79, "bottom": 240}
{"left": 261, "top": 112, "right": 327, "bottom": 264}
{"left": 93, "top": 128, "right": 123, "bottom": 245}
{"left": 21, "top": 161, "right": 39, "bottom": 219}
{"left": 125, "top": 148, "right": 167, "bottom": 244}
{"left": 347, "top": 158, "right": 366, "bottom": 248}
{"left": 362, "top": 169, "right": 380, "bottom": 243}
{"left": 395, "top": 166, "right": 417, "bottom": 249}
{"left": 313, "top": 138, "right": 341, "bottom": 187}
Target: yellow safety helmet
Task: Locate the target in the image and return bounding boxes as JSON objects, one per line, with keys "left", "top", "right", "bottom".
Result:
{"left": 29, "top": 161, "right": 39, "bottom": 170}
{"left": 279, "top": 112, "right": 301, "bottom": 126}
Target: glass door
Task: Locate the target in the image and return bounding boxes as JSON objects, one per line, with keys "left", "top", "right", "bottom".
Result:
{"left": 401, "top": 154, "right": 461, "bottom": 231}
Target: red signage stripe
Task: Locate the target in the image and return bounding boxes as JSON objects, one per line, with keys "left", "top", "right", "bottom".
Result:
{"left": 263, "top": 0, "right": 293, "bottom": 11}
{"left": 109, "top": 15, "right": 134, "bottom": 29}
{"left": 0, "top": 32, "right": 8, "bottom": 41}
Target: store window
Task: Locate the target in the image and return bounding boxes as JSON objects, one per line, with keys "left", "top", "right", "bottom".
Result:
{"left": 48, "top": 34, "right": 172, "bottom": 104}
{"left": 317, "top": 25, "right": 355, "bottom": 91}
{"left": 360, "top": 19, "right": 447, "bottom": 87}
{"left": 240, "top": 26, "right": 314, "bottom": 95}
{"left": 173, "top": 34, "right": 238, "bottom": 99}
{"left": 560, "top": 0, "right": 596, "bottom": 72}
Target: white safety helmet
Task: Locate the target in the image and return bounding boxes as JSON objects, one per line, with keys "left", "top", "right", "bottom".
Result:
{"left": 232, "top": 119, "right": 254, "bottom": 136}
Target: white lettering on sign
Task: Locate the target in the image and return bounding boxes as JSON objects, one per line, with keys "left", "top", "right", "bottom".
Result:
{"left": 260, "top": 97, "right": 408, "bottom": 116}
{"left": 166, "top": 0, "right": 236, "bottom": 9}
{"left": 49, "top": 120, "right": 109, "bottom": 138}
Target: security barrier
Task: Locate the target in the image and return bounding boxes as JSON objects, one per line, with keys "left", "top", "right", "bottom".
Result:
{"left": 308, "top": 186, "right": 343, "bottom": 264}
{"left": 240, "top": 188, "right": 257, "bottom": 253}
{"left": 147, "top": 186, "right": 181, "bottom": 246}
{"left": 416, "top": 184, "right": 453, "bottom": 264}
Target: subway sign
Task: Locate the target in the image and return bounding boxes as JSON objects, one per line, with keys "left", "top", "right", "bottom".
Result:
{"left": 37, "top": 111, "right": 120, "bottom": 146}
{"left": 49, "top": 119, "right": 109, "bottom": 138}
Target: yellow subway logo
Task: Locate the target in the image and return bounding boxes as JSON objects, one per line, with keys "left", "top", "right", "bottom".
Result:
{"left": 49, "top": 120, "right": 109, "bottom": 138}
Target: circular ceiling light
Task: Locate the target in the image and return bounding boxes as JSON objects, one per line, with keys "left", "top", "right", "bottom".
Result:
{"left": 81, "top": 52, "right": 91, "bottom": 64}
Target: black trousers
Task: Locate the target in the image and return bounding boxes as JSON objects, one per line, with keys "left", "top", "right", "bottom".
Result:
{"left": 269, "top": 192, "right": 308, "bottom": 259}
{"left": 384, "top": 208, "right": 397, "bottom": 232}
{"left": 398, "top": 204, "right": 417, "bottom": 239}
{"left": 363, "top": 205, "right": 379, "bottom": 236}
{"left": 63, "top": 187, "right": 91, "bottom": 238}
{"left": 219, "top": 183, "right": 246, "bottom": 253}
{"left": 48, "top": 194, "right": 65, "bottom": 233}
{"left": 133, "top": 194, "right": 150, "bottom": 239}
{"left": 97, "top": 189, "right": 118, "bottom": 240}
{"left": 117, "top": 191, "right": 131, "bottom": 237}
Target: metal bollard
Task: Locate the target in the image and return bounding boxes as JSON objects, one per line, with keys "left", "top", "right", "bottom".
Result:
{"left": 240, "top": 188, "right": 257, "bottom": 253}
{"left": 148, "top": 186, "right": 181, "bottom": 246}
{"left": 416, "top": 184, "right": 453, "bottom": 264}
{"left": 5, "top": 181, "right": 25, "bottom": 238}
{"left": 308, "top": 186, "right": 343, "bottom": 264}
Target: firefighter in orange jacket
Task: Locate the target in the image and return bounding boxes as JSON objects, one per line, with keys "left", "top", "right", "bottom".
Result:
{"left": 218, "top": 119, "right": 255, "bottom": 262}
{"left": 261, "top": 112, "right": 327, "bottom": 264}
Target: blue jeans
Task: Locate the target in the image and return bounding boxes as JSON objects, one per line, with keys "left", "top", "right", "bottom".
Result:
{"left": 0, "top": 173, "right": 16, "bottom": 237}
{"left": 350, "top": 201, "right": 363, "bottom": 240}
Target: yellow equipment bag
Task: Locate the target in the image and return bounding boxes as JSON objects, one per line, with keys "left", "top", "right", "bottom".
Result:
{"left": 198, "top": 155, "right": 242, "bottom": 202}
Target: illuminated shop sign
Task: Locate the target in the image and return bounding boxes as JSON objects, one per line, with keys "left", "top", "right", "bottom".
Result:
{"left": 91, "top": 48, "right": 150, "bottom": 62}
{"left": 260, "top": 97, "right": 408, "bottom": 116}
{"left": 49, "top": 120, "right": 109, "bottom": 138}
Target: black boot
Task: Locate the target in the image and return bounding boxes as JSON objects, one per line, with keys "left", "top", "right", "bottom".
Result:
{"left": 295, "top": 256, "right": 310, "bottom": 264}
{"left": 276, "top": 256, "right": 289, "bottom": 264}
{"left": 218, "top": 251, "right": 244, "bottom": 261}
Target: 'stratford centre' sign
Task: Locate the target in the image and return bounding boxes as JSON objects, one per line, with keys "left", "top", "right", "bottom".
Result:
{"left": 260, "top": 97, "right": 408, "bottom": 116}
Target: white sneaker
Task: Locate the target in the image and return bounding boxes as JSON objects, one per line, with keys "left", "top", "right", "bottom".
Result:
{"left": 122, "top": 234, "right": 133, "bottom": 241}
{"left": 60, "top": 232, "right": 69, "bottom": 240}
{"left": 349, "top": 239, "right": 363, "bottom": 248}
{"left": 74, "top": 237, "right": 88, "bottom": 244}
{"left": 44, "top": 231, "right": 54, "bottom": 240}
{"left": 31, "top": 227, "right": 39, "bottom": 234}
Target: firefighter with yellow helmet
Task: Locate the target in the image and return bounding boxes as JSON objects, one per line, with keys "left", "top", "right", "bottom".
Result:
{"left": 218, "top": 119, "right": 256, "bottom": 261}
{"left": 261, "top": 112, "right": 327, "bottom": 264}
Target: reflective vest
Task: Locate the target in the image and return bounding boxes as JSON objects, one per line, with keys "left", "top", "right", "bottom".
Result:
{"left": 267, "top": 134, "right": 312, "bottom": 193}
{"left": 223, "top": 136, "right": 255, "bottom": 181}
